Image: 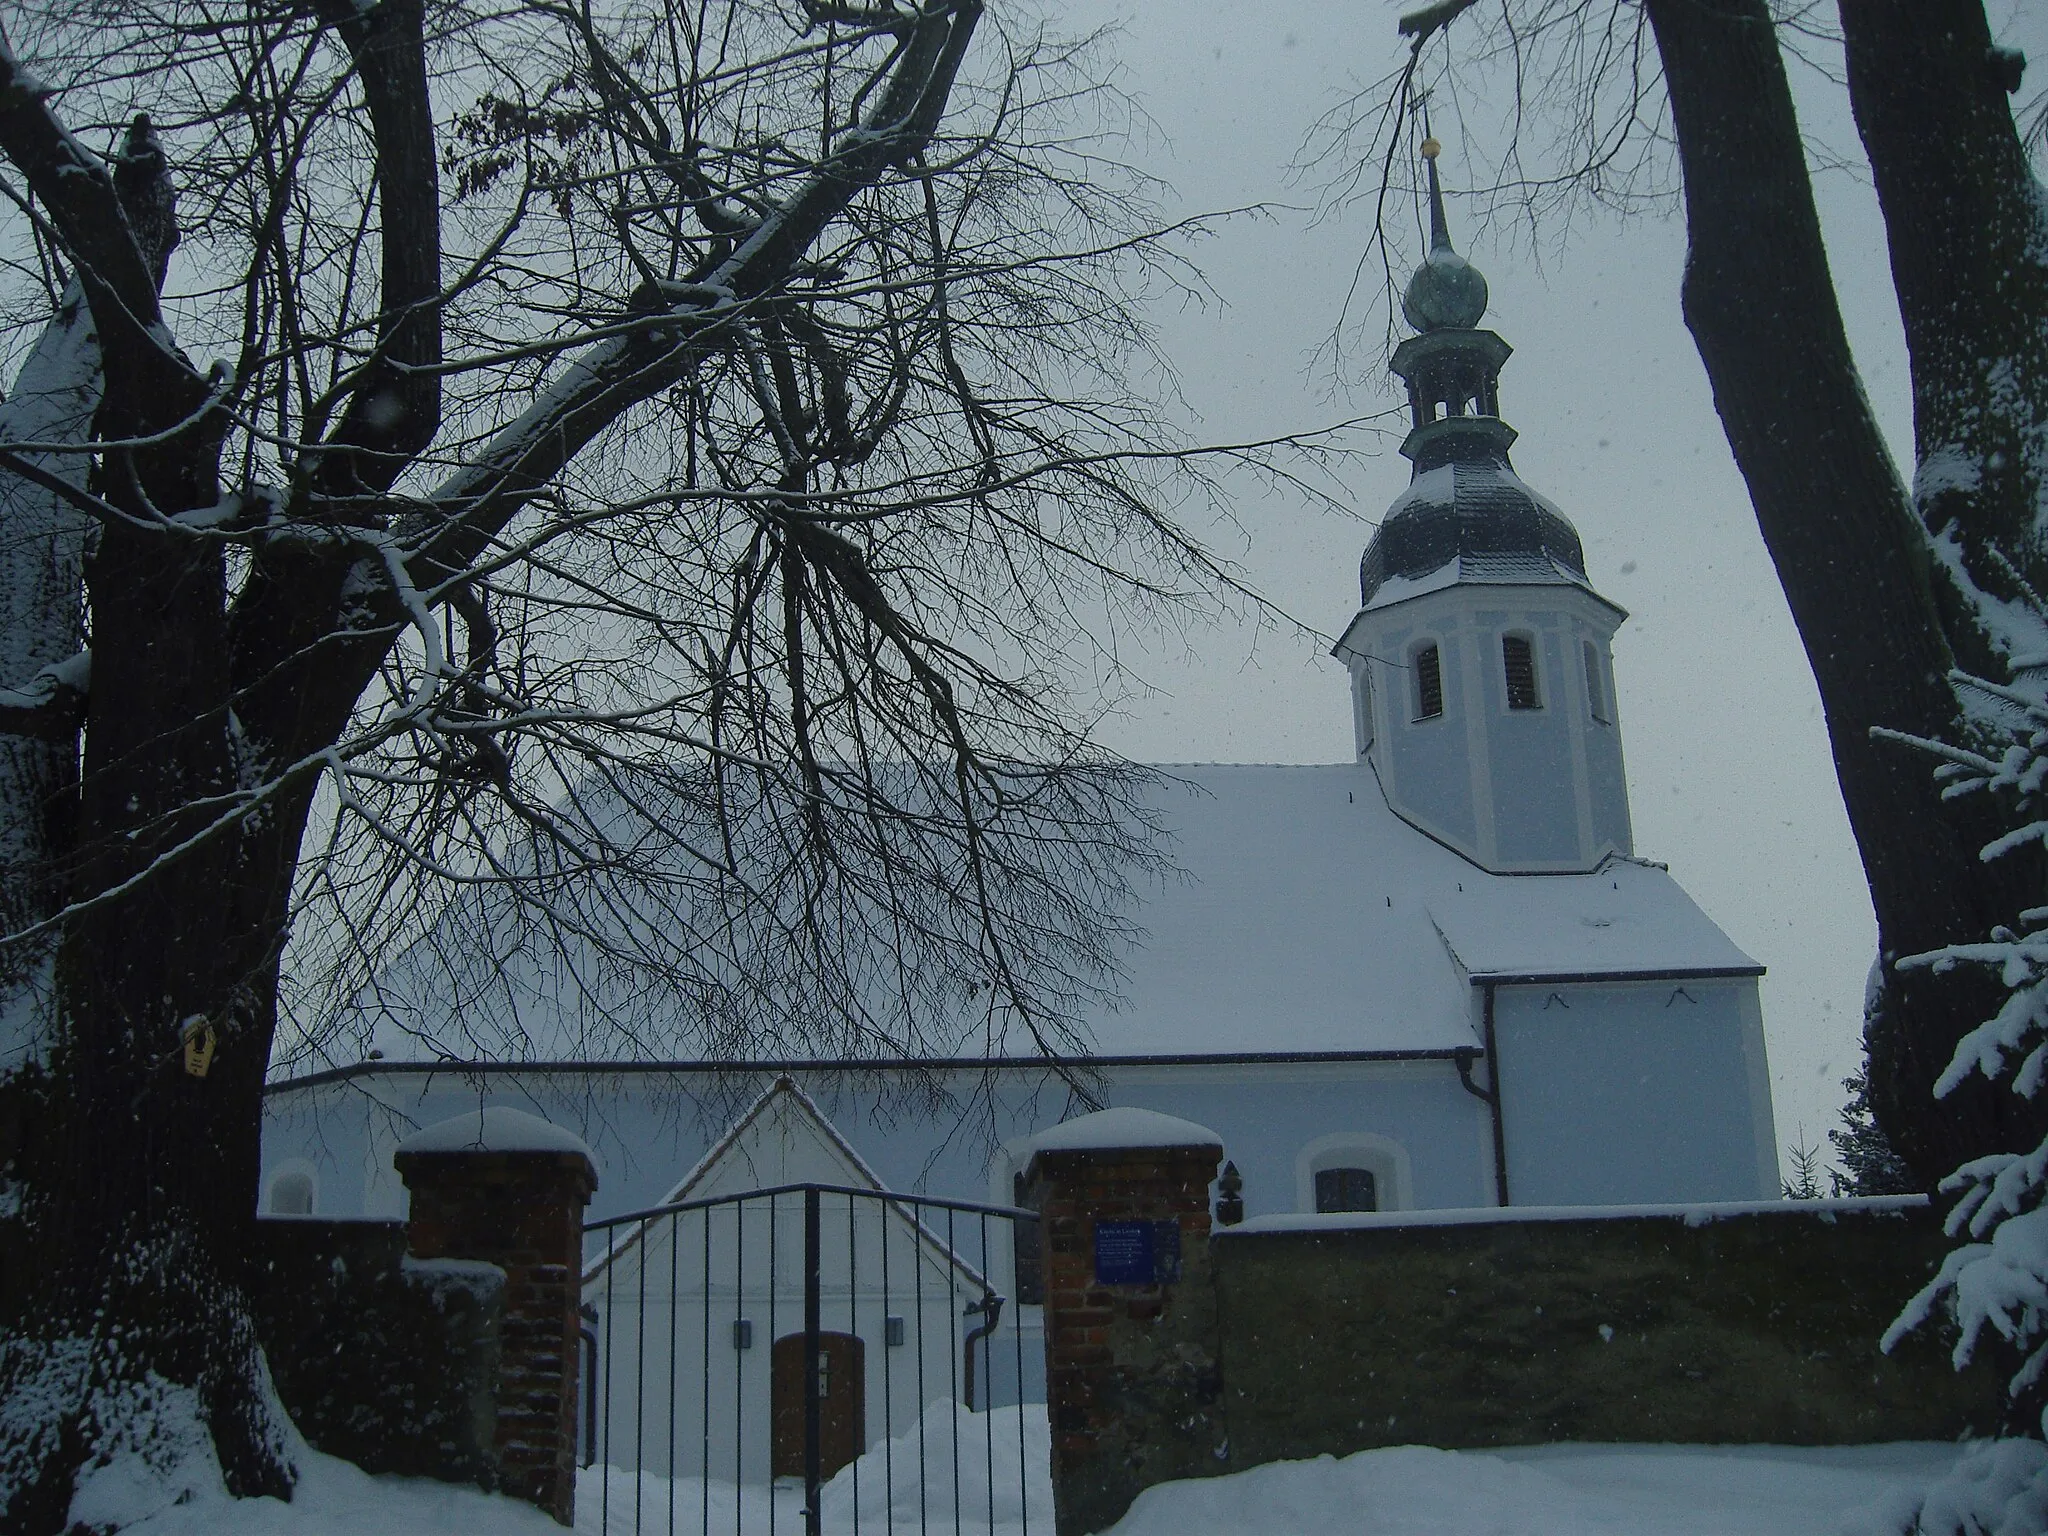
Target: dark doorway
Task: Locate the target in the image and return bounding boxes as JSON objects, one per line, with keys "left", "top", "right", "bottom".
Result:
{"left": 771, "top": 1330, "right": 866, "bottom": 1480}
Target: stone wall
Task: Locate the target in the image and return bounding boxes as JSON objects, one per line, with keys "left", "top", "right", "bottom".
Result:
{"left": 253, "top": 1218, "right": 504, "bottom": 1485}
{"left": 1212, "top": 1201, "right": 1999, "bottom": 1467}
{"left": 1026, "top": 1111, "right": 2006, "bottom": 1535}
{"left": 395, "top": 1137, "right": 595, "bottom": 1523}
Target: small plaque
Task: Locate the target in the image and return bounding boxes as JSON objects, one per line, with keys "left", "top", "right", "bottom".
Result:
{"left": 1093, "top": 1219, "right": 1182, "bottom": 1285}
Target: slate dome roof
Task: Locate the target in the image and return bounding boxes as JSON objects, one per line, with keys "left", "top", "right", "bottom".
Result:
{"left": 1359, "top": 426, "right": 1589, "bottom": 607}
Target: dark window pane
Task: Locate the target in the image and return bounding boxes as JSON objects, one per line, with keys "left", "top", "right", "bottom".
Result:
{"left": 1504, "top": 634, "right": 1540, "bottom": 710}
{"left": 1584, "top": 641, "right": 1608, "bottom": 723}
{"left": 1413, "top": 644, "right": 1443, "bottom": 720}
{"left": 1314, "top": 1166, "right": 1378, "bottom": 1213}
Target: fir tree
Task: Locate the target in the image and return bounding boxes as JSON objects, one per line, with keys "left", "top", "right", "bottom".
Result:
{"left": 1831, "top": 1064, "right": 1920, "bottom": 1196}
{"left": 1781, "top": 1135, "right": 1828, "bottom": 1199}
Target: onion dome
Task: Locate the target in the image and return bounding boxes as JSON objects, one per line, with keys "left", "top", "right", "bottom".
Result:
{"left": 1402, "top": 138, "right": 1488, "bottom": 332}
{"left": 1359, "top": 139, "right": 1590, "bottom": 609}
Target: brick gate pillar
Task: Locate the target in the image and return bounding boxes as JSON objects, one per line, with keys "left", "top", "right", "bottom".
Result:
{"left": 395, "top": 1107, "right": 598, "bottom": 1526}
{"left": 1022, "top": 1109, "right": 1226, "bottom": 1536}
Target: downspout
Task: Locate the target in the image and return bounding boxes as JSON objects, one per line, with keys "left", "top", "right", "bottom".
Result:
{"left": 962, "top": 1291, "right": 1004, "bottom": 1409}
{"left": 1453, "top": 982, "right": 1511, "bottom": 1206}
{"left": 579, "top": 1303, "right": 600, "bottom": 1468}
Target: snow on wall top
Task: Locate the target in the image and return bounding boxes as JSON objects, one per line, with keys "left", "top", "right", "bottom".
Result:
{"left": 395, "top": 1106, "right": 596, "bottom": 1163}
{"left": 1223, "top": 1193, "right": 1925, "bottom": 1234}
{"left": 1028, "top": 1107, "right": 1223, "bottom": 1154}
{"left": 317, "top": 763, "right": 1756, "bottom": 1070}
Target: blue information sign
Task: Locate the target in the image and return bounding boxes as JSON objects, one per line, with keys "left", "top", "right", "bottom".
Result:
{"left": 1093, "top": 1219, "right": 1182, "bottom": 1285}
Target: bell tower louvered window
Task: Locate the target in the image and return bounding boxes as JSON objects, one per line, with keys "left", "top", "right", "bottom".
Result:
{"left": 1411, "top": 642, "right": 1444, "bottom": 721}
{"left": 1584, "top": 640, "right": 1609, "bottom": 723}
{"left": 1503, "top": 634, "right": 1540, "bottom": 710}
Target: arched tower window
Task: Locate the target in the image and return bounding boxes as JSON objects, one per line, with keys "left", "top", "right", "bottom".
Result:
{"left": 1502, "top": 633, "right": 1541, "bottom": 710}
{"left": 1584, "top": 640, "right": 1609, "bottom": 723}
{"left": 1411, "top": 642, "right": 1444, "bottom": 721}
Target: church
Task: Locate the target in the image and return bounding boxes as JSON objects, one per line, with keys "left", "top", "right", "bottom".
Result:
{"left": 260, "top": 153, "right": 1780, "bottom": 1242}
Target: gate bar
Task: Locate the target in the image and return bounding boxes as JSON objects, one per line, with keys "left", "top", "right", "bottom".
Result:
{"left": 804, "top": 1185, "right": 822, "bottom": 1536}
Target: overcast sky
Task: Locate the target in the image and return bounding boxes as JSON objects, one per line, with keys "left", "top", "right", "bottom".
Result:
{"left": 1036, "top": 0, "right": 2047, "bottom": 1164}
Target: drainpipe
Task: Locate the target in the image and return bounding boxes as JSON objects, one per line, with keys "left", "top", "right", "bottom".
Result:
{"left": 1453, "top": 983, "right": 1511, "bottom": 1206}
{"left": 962, "top": 1291, "right": 1005, "bottom": 1409}
{"left": 1483, "top": 982, "right": 1509, "bottom": 1204}
{"left": 578, "top": 1303, "right": 600, "bottom": 1468}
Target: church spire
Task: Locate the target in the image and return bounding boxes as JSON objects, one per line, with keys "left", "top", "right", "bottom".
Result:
{"left": 1426, "top": 132, "right": 1453, "bottom": 250}
{"left": 1401, "top": 134, "right": 1489, "bottom": 335}
{"left": 1361, "top": 135, "right": 1589, "bottom": 611}
{"left": 1391, "top": 136, "right": 1508, "bottom": 446}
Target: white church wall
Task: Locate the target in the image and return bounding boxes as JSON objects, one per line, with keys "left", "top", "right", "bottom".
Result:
{"left": 1086, "top": 1061, "right": 1493, "bottom": 1216}
{"left": 1479, "top": 613, "right": 1582, "bottom": 867}
{"left": 259, "top": 1057, "right": 1502, "bottom": 1233}
{"left": 1491, "top": 977, "right": 1777, "bottom": 1204}
{"left": 1377, "top": 623, "right": 1481, "bottom": 855}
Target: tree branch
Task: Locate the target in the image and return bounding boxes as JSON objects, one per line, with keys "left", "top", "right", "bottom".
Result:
{"left": 307, "top": 0, "right": 443, "bottom": 498}
{"left": 0, "top": 46, "right": 206, "bottom": 433}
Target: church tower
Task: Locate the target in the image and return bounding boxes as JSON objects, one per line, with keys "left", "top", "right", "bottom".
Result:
{"left": 1333, "top": 142, "right": 1633, "bottom": 874}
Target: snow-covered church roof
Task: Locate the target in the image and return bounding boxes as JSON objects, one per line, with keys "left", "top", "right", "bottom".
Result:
{"left": 312, "top": 760, "right": 1754, "bottom": 1074}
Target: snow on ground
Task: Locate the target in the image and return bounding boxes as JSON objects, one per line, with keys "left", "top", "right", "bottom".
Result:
{"left": 579, "top": 1402, "right": 1048, "bottom": 1535}
{"left": 1107, "top": 1441, "right": 1974, "bottom": 1536}
{"left": 101, "top": 1411, "right": 2018, "bottom": 1536}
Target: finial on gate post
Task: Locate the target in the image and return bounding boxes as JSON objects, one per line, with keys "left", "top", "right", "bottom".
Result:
{"left": 1215, "top": 1161, "right": 1245, "bottom": 1227}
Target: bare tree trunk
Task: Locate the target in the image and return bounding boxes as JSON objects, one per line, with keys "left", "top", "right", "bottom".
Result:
{"left": 0, "top": 112, "right": 299, "bottom": 1524}
{"left": 1835, "top": 0, "right": 2048, "bottom": 1188}
{"left": 1843, "top": 1, "right": 2048, "bottom": 670}
{"left": 0, "top": 5, "right": 1000, "bottom": 1523}
{"left": 1641, "top": 0, "right": 2044, "bottom": 1184}
{"left": 0, "top": 286, "right": 95, "bottom": 1051}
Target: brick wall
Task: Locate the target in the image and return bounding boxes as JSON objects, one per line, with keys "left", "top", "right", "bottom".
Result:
{"left": 396, "top": 1146, "right": 596, "bottom": 1525}
{"left": 1024, "top": 1140, "right": 1225, "bottom": 1536}
{"left": 1029, "top": 1131, "right": 2002, "bottom": 1536}
{"left": 252, "top": 1219, "right": 502, "bottom": 1484}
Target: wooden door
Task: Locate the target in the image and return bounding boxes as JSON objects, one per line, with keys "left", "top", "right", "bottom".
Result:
{"left": 771, "top": 1331, "right": 866, "bottom": 1479}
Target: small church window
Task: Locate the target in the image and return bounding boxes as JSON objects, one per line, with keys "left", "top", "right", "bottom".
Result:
{"left": 1503, "top": 634, "right": 1541, "bottom": 710}
{"left": 1584, "top": 641, "right": 1609, "bottom": 723}
{"left": 1314, "top": 1167, "right": 1378, "bottom": 1213}
{"left": 1411, "top": 643, "right": 1444, "bottom": 721}
{"left": 267, "top": 1169, "right": 314, "bottom": 1216}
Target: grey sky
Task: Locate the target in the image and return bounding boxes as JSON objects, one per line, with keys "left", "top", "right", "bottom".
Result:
{"left": 1042, "top": 0, "right": 2045, "bottom": 1164}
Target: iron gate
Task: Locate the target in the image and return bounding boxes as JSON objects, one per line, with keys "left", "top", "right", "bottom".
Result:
{"left": 582, "top": 1183, "right": 1047, "bottom": 1536}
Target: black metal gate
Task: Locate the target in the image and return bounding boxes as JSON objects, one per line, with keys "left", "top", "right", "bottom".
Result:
{"left": 582, "top": 1183, "right": 1046, "bottom": 1535}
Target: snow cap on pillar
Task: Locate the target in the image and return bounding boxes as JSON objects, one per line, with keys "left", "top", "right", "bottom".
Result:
{"left": 1029, "top": 1106, "right": 1223, "bottom": 1154}
{"left": 396, "top": 1105, "right": 596, "bottom": 1168}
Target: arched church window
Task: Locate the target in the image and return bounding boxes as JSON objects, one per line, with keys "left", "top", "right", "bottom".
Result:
{"left": 1584, "top": 641, "right": 1609, "bottom": 723}
{"left": 266, "top": 1168, "right": 315, "bottom": 1216}
{"left": 1411, "top": 643, "right": 1444, "bottom": 721}
{"left": 1314, "top": 1166, "right": 1378, "bottom": 1213}
{"left": 1502, "top": 633, "right": 1541, "bottom": 710}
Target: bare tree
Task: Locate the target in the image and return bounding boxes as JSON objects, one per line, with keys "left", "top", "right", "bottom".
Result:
{"left": 1318, "top": 0, "right": 2048, "bottom": 1192}
{"left": 0, "top": 1, "right": 1320, "bottom": 1521}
